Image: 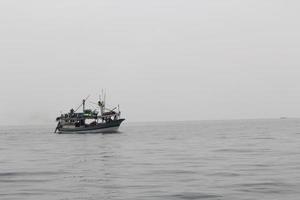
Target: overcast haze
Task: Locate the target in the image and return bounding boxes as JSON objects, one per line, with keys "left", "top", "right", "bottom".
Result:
{"left": 0, "top": 0, "right": 300, "bottom": 125}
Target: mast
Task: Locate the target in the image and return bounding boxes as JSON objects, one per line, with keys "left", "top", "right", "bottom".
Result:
{"left": 98, "top": 95, "right": 104, "bottom": 116}
{"left": 104, "top": 90, "right": 106, "bottom": 112}
{"left": 74, "top": 95, "right": 90, "bottom": 112}
{"left": 82, "top": 99, "right": 86, "bottom": 112}
{"left": 98, "top": 89, "right": 106, "bottom": 116}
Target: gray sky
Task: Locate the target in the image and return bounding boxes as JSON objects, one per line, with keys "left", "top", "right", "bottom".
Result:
{"left": 1, "top": 0, "right": 300, "bottom": 125}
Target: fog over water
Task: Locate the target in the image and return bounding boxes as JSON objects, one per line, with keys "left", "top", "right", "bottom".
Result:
{"left": 1, "top": 0, "right": 300, "bottom": 125}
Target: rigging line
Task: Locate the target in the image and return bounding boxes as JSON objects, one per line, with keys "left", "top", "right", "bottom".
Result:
{"left": 87, "top": 102, "right": 97, "bottom": 110}
{"left": 74, "top": 95, "right": 90, "bottom": 112}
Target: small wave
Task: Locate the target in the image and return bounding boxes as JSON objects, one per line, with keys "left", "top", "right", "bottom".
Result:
{"left": 207, "top": 172, "right": 240, "bottom": 177}
{"left": 234, "top": 181, "right": 293, "bottom": 194}
{"left": 238, "top": 188, "right": 284, "bottom": 194}
{"left": 0, "top": 179, "right": 49, "bottom": 183}
{"left": 168, "top": 192, "right": 222, "bottom": 199}
{"left": 151, "top": 169, "right": 197, "bottom": 175}
{"left": 0, "top": 192, "right": 42, "bottom": 196}
{"left": 213, "top": 148, "right": 256, "bottom": 153}
{"left": 0, "top": 171, "right": 63, "bottom": 177}
{"left": 238, "top": 182, "right": 291, "bottom": 188}
{"left": 251, "top": 137, "right": 275, "bottom": 140}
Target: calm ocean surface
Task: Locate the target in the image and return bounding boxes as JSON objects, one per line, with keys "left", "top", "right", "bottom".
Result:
{"left": 0, "top": 119, "right": 300, "bottom": 200}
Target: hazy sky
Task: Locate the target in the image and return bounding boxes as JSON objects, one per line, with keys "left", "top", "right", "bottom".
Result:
{"left": 1, "top": 0, "right": 300, "bottom": 125}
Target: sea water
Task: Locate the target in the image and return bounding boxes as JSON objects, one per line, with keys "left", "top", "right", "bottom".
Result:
{"left": 0, "top": 119, "right": 300, "bottom": 200}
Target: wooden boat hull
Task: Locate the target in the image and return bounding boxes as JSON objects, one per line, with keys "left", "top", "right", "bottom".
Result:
{"left": 57, "top": 119, "right": 125, "bottom": 134}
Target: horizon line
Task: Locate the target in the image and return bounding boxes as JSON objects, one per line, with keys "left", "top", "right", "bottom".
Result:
{"left": 0, "top": 117, "right": 298, "bottom": 127}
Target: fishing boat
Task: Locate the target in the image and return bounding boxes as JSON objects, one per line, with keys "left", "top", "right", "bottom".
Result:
{"left": 54, "top": 93, "right": 125, "bottom": 134}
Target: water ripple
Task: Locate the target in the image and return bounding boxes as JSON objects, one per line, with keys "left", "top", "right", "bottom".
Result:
{"left": 0, "top": 120, "right": 300, "bottom": 200}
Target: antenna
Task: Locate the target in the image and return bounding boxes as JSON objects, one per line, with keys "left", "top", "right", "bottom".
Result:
{"left": 99, "top": 90, "right": 105, "bottom": 115}
{"left": 104, "top": 90, "right": 106, "bottom": 109}
{"left": 74, "top": 95, "right": 90, "bottom": 112}
{"left": 82, "top": 99, "right": 86, "bottom": 112}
